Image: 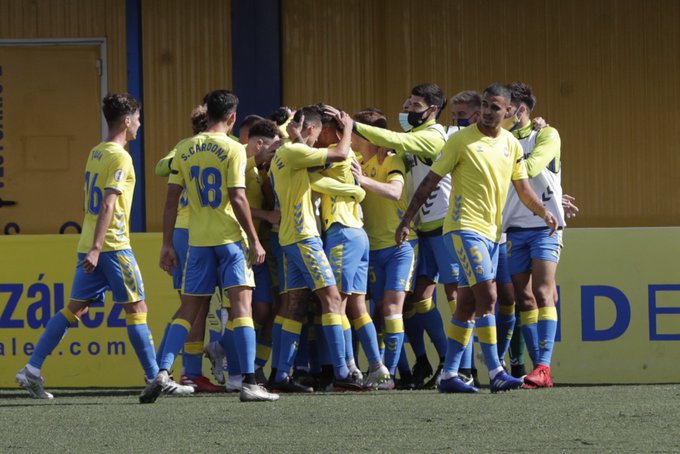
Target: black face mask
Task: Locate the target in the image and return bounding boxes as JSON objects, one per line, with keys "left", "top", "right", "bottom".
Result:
{"left": 407, "top": 109, "right": 429, "bottom": 128}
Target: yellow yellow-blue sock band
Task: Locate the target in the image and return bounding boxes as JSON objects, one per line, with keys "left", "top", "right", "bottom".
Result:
{"left": 414, "top": 297, "right": 434, "bottom": 313}
{"left": 352, "top": 313, "right": 372, "bottom": 330}
{"left": 322, "top": 313, "right": 342, "bottom": 326}
{"left": 521, "top": 309, "right": 539, "bottom": 325}
{"left": 539, "top": 306, "right": 558, "bottom": 321}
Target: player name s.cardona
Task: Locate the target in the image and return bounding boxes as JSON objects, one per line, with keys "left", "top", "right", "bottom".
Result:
{"left": 181, "top": 142, "right": 227, "bottom": 162}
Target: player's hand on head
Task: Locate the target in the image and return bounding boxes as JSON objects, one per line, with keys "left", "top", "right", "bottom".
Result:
{"left": 322, "top": 104, "right": 341, "bottom": 119}
{"left": 532, "top": 117, "right": 548, "bottom": 130}
{"left": 337, "top": 111, "right": 354, "bottom": 132}
{"left": 287, "top": 114, "right": 304, "bottom": 141}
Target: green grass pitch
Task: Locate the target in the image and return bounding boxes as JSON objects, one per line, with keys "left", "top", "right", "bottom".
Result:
{"left": 1, "top": 385, "right": 679, "bottom": 452}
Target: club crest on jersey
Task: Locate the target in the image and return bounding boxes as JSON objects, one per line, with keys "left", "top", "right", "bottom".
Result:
{"left": 503, "top": 146, "right": 509, "bottom": 157}
{"left": 114, "top": 169, "right": 125, "bottom": 181}
{"left": 476, "top": 145, "right": 484, "bottom": 153}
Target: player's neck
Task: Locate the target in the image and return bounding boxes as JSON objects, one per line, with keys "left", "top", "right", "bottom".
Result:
{"left": 106, "top": 129, "right": 129, "bottom": 147}
{"left": 477, "top": 122, "right": 502, "bottom": 138}
{"left": 359, "top": 145, "right": 378, "bottom": 162}
{"left": 206, "top": 119, "right": 232, "bottom": 135}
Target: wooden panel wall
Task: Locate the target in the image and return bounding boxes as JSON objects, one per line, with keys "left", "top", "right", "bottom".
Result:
{"left": 0, "top": 0, "right": 127, "bottom": 91}
{"left": 141, "top": 0, "right": 232, "bottom": 231}
{"left": 281, "top": 0, "right": 680, "bottom": 227}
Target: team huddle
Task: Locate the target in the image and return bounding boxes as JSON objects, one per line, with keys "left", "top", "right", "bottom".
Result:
{"left": 16, "top": 81, "right": 575, "bottom": 402}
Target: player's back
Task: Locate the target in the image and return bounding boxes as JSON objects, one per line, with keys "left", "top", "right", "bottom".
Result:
{"left": 77, "top": 141, "right": 135, "bottom": 253}
{"left": 169, "top": 132, "right": 246, "bottom": 247}
{"left": 269, "top": 142, "right": 327, "bottom": 246}
{"left": 319, "top": 148, "right": 363, "bottom": 231}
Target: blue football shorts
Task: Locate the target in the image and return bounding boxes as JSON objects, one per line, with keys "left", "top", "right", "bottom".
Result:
{"left": 496, "top": 240, "right": 512, "bottom": 284}
{"left": 368, "top": 240, "right": 416, "bottom": 303}
{"left": 324, "top": 223, "right": 369, "bottom": 294}
{"left": 416, "top": 230, "right": 460, "bottom": 285}
{"left": 252, "top": 261, "right": 274, "bottom": 304}
{"left": 172, "top": 227, "right": 189, "bottom": 290}
{"left": 71, "top": 248, "right": 144, "bottom": 304}
{"left": 182, "top": 241, "right": 254, "bottom": 295}
{"left": 447, "top": 230, "right": 499, "bottom": 287}
{"left": 282, "top": 236, "right": 336, "bottom": 292}
{"left": 507, "top": 227, "right": 562, "bottom": 275}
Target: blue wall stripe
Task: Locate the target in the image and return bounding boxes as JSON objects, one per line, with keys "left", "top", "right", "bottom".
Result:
{"left": 126, "top": 0, "right": 146, "bottom": 231}
{"left": 231, "top": 0, "right": 282, "bottom": 129}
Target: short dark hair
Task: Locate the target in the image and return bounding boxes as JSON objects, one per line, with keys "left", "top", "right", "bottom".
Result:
{"left": 450, "top": 90, "right": 482, "bottom": 108}
{"left": 411, "top": 83, "right": 447, "bottom": 117}
{"left": 248, "top": 119, "right": 280, "bottom": 140}
{"left": 508, "top": 82, "right": 537, "bottom": 111}
{"left": 353, "top": 108, "right": 388, "bottom": 129}
{"left": 483, "top": 83, "right": 513, "bottom": 101}
{"left": 190, "top": 104, "right": 208, "bottom": 134}
{"left": 240, "top": 114, "right": 264, "bottom": 132}
{"left": 269, "top": 106, "right": 293, "bottom": 126}
{"left": 312, "top": 103, "right": 346, "bottom": 132}
{"left": 293, "top": 105, "right": 323, "bottom": 129}
{"left": 203, "top": 89, "right": 238, "bottom": 122}
{"left": 102, "top": 93, "right": 140, "bottom": 125}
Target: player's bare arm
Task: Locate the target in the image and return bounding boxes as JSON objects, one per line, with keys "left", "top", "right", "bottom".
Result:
{"left": 159, "top": 183, "right": 182, "bottom": 274}
{"left": 81, "top": 189, "right": 120, "bottom": 273}
{"left": 229, "top": 187, "right": 266, "bottom": 265}
{"left": 512, "top": 178, "right": 558, "bottom": 235}
{"left": 395, "top": 170, "right": 442, "bottom": 245}
{"left": 351, "top": 158, "right": 402, "bottom": 201}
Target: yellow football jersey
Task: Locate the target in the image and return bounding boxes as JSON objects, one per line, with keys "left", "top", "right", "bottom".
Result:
{"left": 318, "top": 147, "right": 363, "bottom": 231}
{"left": 360, "top": 152, "right": 415, "bottom": 250}
{"left": 156, "top": 148, "right": 189, "bottom": 229}
{"left": 269, "top": 142, "right": 328, "bottom": 246}
{"left": 245, "top": 156, "right": 265, "bottom": 232}
{"left": 77, "top": 142, "right": 135, "bottom": 253}
{"left": 169, "top": 132, "right": 247, "bottom": 246}
{"left": 431, "top": 124, "right": 527, "bottom": 242}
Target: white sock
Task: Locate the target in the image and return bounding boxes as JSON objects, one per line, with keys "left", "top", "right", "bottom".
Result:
{"left": 26, "top": 364, "right": 41, "bottom": 376}
{"left": 489, "top": 366, "right": 504, "bottom": 380}
{"left": 441, "top": 370, "right": 457, "bottom": 381}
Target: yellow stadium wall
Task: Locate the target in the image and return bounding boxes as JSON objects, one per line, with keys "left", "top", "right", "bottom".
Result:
{"left": 140, "top": 0, "right": 233, "bottom": 232}
{"left": 0, "top": 0, "right": 128, "bottom": 91}
{"left": 1, "top": 229, "right": 678, "bottom": 387}
{"left": 1, "top": 0, "right": 678, "bottom": 230}
{"left": 281, "top": 0, "right": 680, "bottom": 228}
{"left": 0, "top": 0, "right": 233, "bottom": 233}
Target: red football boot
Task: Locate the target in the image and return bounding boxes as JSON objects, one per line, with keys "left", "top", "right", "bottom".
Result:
{"left": 180, "top": 374, "right": 224, "bottom": 393}
{"left": 522, "top": 364, "right": 554, "bottom": 388}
